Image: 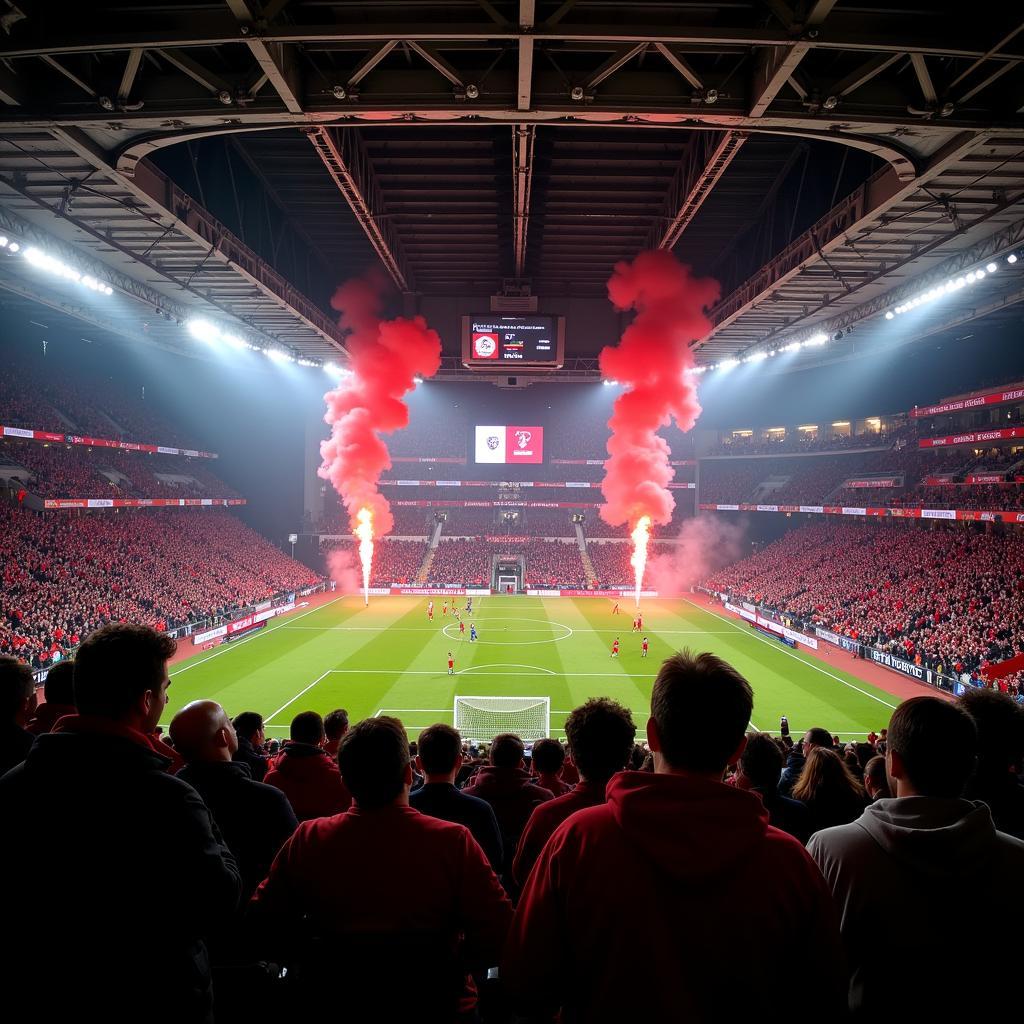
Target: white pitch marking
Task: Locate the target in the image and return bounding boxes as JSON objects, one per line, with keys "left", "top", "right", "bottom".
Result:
{"left": 265, "top": 670, "right": 333, "bottom": 724}
{"left": 685, "top": 599, "right": 898, "bottom": 710}
{"left": 170, "top": 597, "right": 343, "bottom": 676}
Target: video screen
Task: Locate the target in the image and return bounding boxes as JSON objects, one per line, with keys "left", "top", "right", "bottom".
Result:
{"left": 474, "top": 425, "right": 544, "bottom": 464}
{"left": 462, "top": 315, "right": 564, "bottom": 367}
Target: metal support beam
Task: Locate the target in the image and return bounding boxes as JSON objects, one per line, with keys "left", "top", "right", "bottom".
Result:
{"left": 407, "top": 41, "right": 465, "bottom": 87}
{"left": 157, "top": 48, "right": 233, "bottom": 95}
{"left": 518, "top": 0, "right": 535, "bottom": 111}
{"left": 652, "top": 42, "right": 703, "bottom": 89}
{"left": 40, "top": 55, "right": 96, "bottom": 97}
{"left": 347, "top": 40, "right": 399, "bottom": 86}
{"left": 0, "top": 61, "right": 25, "bottom": 105}
{"left": 910, "top": 52, "right": 938, "bottom": 106}
{"left": 225, "top": 0, "right": 303, "bottom": 113}
{"left": 750, "top": 42, "right": 810, "bottom": 116}
{"left": 653, "top": 131, "right": 749, "bottom": 250}
{"left": 585, "top": 42, "right": 648, "bottom": 89}
{"left": 304, "top": 126, "right": 412, "bottom": 292}
{"left": 512, "top": 123, "right": 535, "bottom": 277}
{"left": 830, "top": 52, "right": 903, "bottom": 98}
{"left": 118, "top": 48, "right": 144, "bottom": 104}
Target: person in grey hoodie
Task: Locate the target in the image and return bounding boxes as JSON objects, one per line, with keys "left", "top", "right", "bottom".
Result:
{"left": 809, "top": 695, "right": 1024, "bottom": 1022}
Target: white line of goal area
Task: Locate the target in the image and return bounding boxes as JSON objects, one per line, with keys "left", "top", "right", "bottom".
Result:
{"left": 684, "top": 598, "right": 898, "bottom": 712}
{"left": 258, "top": 665, "right": 871, "bottom": 737}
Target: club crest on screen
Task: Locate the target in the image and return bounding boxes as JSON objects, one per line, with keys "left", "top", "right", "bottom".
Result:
{"left": 487, "top": 436, "right": 500, "bottom": 449}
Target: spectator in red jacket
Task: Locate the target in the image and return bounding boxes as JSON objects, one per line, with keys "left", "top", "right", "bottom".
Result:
{"left": 530, "top": 737, "right": 572, "bottom": 797}
{"left": 322, "top": 707, "right": 350, "bottom": 758}
{"left": 463, "top": 732, "right": 553, "bottom": 882}
{"left": 502, "top": 650, "right": 847, "bottom": 1022}
{"left": 514, "top": 697, "right": 636, "bottom": 887}
{"left": 27, "top": 659, "right": 77, "bottom": 735}
{"left": 251, "top": 716, "right": 513, "bottom": 1019}
{"left": 263, "top": 711, "right": 351, "bottom": 821}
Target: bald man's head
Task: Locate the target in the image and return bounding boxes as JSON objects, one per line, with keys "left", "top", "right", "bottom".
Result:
{"left": 170, "top": 700, "right": 237, "bottom": 764}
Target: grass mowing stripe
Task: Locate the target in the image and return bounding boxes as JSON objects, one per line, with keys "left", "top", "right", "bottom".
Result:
{"left": 685, "top": 598, "right": 898, "bottom": 711}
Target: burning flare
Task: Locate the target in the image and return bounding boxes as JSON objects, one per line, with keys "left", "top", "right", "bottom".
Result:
{"left": 354, "top": 506, "right": 374, "bottom": 606}
{"left": 630, "top": 515, "right": 652, "bottom": 609}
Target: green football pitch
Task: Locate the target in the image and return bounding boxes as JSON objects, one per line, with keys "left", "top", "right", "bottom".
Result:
{"left": 161, "top": 595, "right": 898, "bottom": 740}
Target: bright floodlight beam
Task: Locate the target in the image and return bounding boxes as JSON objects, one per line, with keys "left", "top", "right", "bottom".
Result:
{"left": 630, "top": 515, "right": 652, "bottom": 610}
{"left": 354, "top": 506, "right": 374, "bottom": 606}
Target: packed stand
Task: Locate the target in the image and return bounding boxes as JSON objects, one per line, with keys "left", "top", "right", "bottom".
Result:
{"left": 519, "top": 540, "right": 587, "bottom": 589}
{"left": 587, "top": 541, "right": 633, "bottom": 587}
{"left": 6, "top": 636, "right": 1020, "bottom": 1021}
{"left": 704, "top": 521, "right": 1024, "bottom": 680}
{"left": 0, "top": 505, "right": 321, "bottom": 669}
{"left": 320, "top": 538, "right": 427, "bottom": 585}
{"left": 426, "top": 538, "right": 492, "bottom": 587}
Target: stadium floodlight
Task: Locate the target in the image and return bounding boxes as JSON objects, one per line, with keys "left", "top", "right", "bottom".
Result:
{"left": 187, "top": 318, "right": 219, "bottom": 344}
{"left": 718, "top": 358, "right": 740, "bottom": 371}
{"left": 7, "top": 242, "right": 19, "bottom": 253}
{"left": 986, "top": 263, "right": 997, "bottom": 273}
{"left": 1008, "top": 254, "right": 1018, "bottom": 264}
{"left": 19, "top": 245, "right": 113, "bottom": 294}
{"left": 885, "top": 311, "right": 894, "bottom": 320}
{"left": 806, "top": 333, "right": 828, "bottom": 347}
{"left": 266, "top": 348, "right": 292, "bottom": 364}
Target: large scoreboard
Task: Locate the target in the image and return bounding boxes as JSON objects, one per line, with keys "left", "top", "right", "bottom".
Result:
{"left": 461, "top": 315, "right": 565, "bottom": 369}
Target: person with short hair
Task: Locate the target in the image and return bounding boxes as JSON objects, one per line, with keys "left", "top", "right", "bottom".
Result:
{"left": 809, "top": 696, "right": 1024, "bottom": 1020}
{"left": 862, "top": 755, "right": 891, "bottom": 801}
{"left": 0, "top": 624, "right": 241, "bottom": 1020}
{"left": 0, "top": 655, "right": 36, "bottom": 776}
{"left": 514, "top": 697, "right": 636, "bottom": 886}
{"left": 530, "top": 738, "right": 571, "bottom": 797}
{"left": 463, "top": 732, "right": 553, "bottom": 881}
{"left": 172, "top": 700, "right": 298, "bottom": 898}
{"left": 27, "top": 659, "right": 77, "bottom": 735}
{"left": 322, "top": 708, "right": 350, "bottom": 758}
{"left": 263, "top": 710, "right": 351, "bottom": 820}
{"left": 957, "top": 687, "right": 1024, "bottom": 840}
{"left": 251, "top": 717, "right": 513, "bottom": 1019}
{"left": 734, "top": 731, "right": 811, "bottom": 843}
{"left": 231, "top": 711, "right": 268, "bottom": 782}
{"left": 410, "top": 723, "right": 503, "bottom": 868}
{"left": 503, "top": 651, "right": 846, "bottom": 1021}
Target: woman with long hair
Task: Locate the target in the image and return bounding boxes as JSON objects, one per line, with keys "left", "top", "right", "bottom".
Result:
{"left": 791, "top": 746, "right": 866, "bottom": 837}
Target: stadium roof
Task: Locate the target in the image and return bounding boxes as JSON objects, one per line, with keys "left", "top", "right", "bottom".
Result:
{"left": 0, "top": 1, "right": 1022, "bottom": 370}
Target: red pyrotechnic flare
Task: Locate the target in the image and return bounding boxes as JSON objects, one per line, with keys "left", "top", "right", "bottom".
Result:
{"left": 599, "top": 250, "right": 720, "bottom": 606}
{"left": 318, "top": 270, "right": 442, "bottom": 604}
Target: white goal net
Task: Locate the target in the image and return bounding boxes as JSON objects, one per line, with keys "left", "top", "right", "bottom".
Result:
{"left": 453, "top": 695, "right": 550, "bottom": 742}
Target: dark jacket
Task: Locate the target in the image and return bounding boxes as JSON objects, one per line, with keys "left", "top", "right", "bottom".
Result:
{"left": 0, "top": 716, "right": 241, "bottom": 1022}
{"left": 754, "top": 785, "right": 813, "bottom": 845}
{"left": 177, "top": 760, "right": 298, "bottom": 898}
{"left": 27, "top": 701, "right": 77, "bottom": 735}
{"left": 462, "top": 766, "right": 553, "bottom": 876}
{"left": 0, "top": 720, "right": 33, "bottom": 777}
{"left": 410, "top": 781, "right": 504, "bottom": 869}
{"left": 263, "top": 741, "right": 351, "bottom": 821}
{"left": 778, "top": 749, "right": 805, "bottom": 797}
{"left": 964, "top": 773, "right": 1024, "bottom": 841}
{"left": 233, "top": 735, "right": 268, "bottom": 783}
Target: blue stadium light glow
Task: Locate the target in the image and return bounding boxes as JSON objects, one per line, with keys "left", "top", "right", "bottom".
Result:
{"left": 187, "top": 318, "right": 261, "bottom": 352}
{"left": 889, "top": 260, "right": 1004, "bottom": 318}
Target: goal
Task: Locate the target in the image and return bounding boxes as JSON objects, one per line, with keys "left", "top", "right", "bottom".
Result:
{"left": 453, "top": 695, "right": 551, "bottom": 742}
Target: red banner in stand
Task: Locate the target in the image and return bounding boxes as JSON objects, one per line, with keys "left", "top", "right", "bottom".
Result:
{"left": 380, "top": 479, "right": 694, "bottom": 489}
{"left": 391, "top": 499, "right": 602, "bottom": 508}
{"left": 390, "top": 456, "right": 466, "bottom": 463}
{"left": 42, "top": 497, "right": 246, "bottom": 510}
{"left": 698, "top": 502, "right": 1022, "bottom": 524}
{"left": 910, "top": 386, "right": 1024, "bottom": 418}
{"left": 2, "top": 424, "right": 217, "bottom": 458}
{"left": 842, "top": 478, "right": 900, "bottom": 488}
{"left": 918, "top": 427, "right": 1024, "bottom": 448}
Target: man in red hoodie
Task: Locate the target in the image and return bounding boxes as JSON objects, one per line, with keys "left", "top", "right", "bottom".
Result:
{"left": 263, "top": 710, "right": 351, "bottom": 820}
{"left": 502, "top": 650, "right": 846, "bottom": 1022}
{"left": 251, "top": 716, "right": 512, "bottom": 1019}
{"left": 514, "top": 697, "right": 636, "bottom": 887}
{"left": 463, "top": 731, "right": 552, "bottom": 882}
{"left": 27, "top": 659, "right": 77, "bottom": 735}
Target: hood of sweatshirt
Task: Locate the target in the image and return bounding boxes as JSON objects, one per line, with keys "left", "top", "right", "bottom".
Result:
{"left": 855, "top": 796, "right": 999, "bottom": 877}
{"left": 605, "top": 770, "right": 772, "bottom": 881}
{"left": 467, "top": 765, "right": 544, "bottom": 798}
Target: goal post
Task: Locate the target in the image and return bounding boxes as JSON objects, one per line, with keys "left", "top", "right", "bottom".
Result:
{"left": 453, "top": 695, "right": 551, "bottom": 742}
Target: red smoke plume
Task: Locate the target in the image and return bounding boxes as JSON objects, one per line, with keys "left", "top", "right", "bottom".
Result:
{"left": 646, "top": 516, "right": 747, "bottom": 597}
{"left": 319, "top": 270, "right": 442, "bottom": 537}
{"left": 599, "top": 250, "right": 719, "bottom": 529}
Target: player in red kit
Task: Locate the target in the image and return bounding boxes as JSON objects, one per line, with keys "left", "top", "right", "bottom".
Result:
{"left": 637, "top": 614, "right": 643, "bottom": 631}
{"left": 427, "top": 600, "right": 434, "bottom": 621}
{"left": 459, "top": 620, "right": 466, "bottom": 635}
{"left": 641, "top": 636, "right": 649, "bottom": 658}
{"left": 443, "top": 601, "right": 448, "bottom": 616}
{"left": 632, "top": 617, "right": 639, "bottom": 632}
{"left": 611, "top": 637, "right": 620, "bottom": 658}
{"left": 447, "top": 651, "right": 454, "bottom": 676}
{"left": 612, "top": 602, "right": 620, "bottom": 615}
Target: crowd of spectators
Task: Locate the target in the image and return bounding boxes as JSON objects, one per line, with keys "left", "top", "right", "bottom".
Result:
{"left": 4, "top": 636, "right": 1021, "bottom": 1021}
{"left": 707, "top": 429, "right": 900, "bottom": 457}
{"left": 1, "top": 439, "right": 238, "bottom": 499}
{"left": 0, "top": 506, "right": 321, "bottom": 669}
{"left": 704, "top": 521, "right": 1024, "bottom": 682}
{"left": 587, "top": 541, "right": 633, "bottom": 587}
{"left": 519, "top": 540, "right": 587, "bottom": 588}
{"left": 321, "top": 538, "right": 427, "bottom": 585}
{"left": 426, "top": 538, "right": 492, "bottom": 587}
